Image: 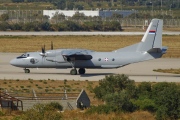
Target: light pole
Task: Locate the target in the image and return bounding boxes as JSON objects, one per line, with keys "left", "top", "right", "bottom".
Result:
{"left": 170, "top": 4, "right": 172, "bottom": 11}
{"left": 169, "top": 4, "right": 172, "bottom": 16}
{"left": 132, "top": 9, "right": 136, "bottom": 28}
{"left": 121, "top": 0, "right": 122, "bottom": 10}
{"left": 150, "top": 2, "right": 153, "bottom": 17}
{"left": 16, "top": 10, "right": 18, "bottom": 23}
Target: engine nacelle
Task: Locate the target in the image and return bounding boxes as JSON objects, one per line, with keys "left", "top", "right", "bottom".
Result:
{"left": 39, "top": 51, "right": 56, "bottom": 57}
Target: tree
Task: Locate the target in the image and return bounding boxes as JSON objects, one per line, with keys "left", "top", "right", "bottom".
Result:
{"left": 0, "top": 14, "right": 9, "bottom": 22}
{"left": 72, "top": 12, "right": 86, "bottom": 20}
{"left": 151, "top": 83, "right": 180, "bottom": 120}
{"left": 94, "top": 74, "right": 136, "bottom": 100}
{"left": 11, "top": 23, "right": 23, "bottom": 30}
{"left": 53, "top": 0, "right": 66, "bottom": 10}
{"left": 41, "top": 22, "right": 51, "bottom": 31}
{"left": 137, "top": 82, "right": 152, "bottom": 99}
{"left": 12, "top": 0, "right": 24, "bottom": 2}
{"left": 22, "top": 22, "right": 41, "bottom": 31}
{"left": 67, "top": 1, "right": 74, "bottom": 10}
{"left": 74, "top": 4, "right": 84, "bottom": 10}
{"left": 104, "top": 91, "right": 135, "bottom": 112}
{"left": 0, "top": 22, "right": 11, "bottom": 31}
{"left": 66, "top": 20, "right": 81, "bottom": 31}
{"left": 92, "top": 74, "right": 137, "bottom": 113}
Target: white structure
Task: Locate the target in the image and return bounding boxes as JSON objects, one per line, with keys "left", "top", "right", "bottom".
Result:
{"left": 43, "top": 10, "right": 99, "bottom": 19}
{"left": 43, "top": 10, "right": 135, "bottom": 19}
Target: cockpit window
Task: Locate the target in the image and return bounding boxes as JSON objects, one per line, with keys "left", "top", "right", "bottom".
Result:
{"left": 21, "top": 54, "right": 26, "bottom": 57}
{"left": 17, "top": 53, "right": 29, "bottom": 59}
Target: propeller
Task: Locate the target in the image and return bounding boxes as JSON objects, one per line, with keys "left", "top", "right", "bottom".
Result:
{"left": 40, "top": 42, "right": 54, "bottom": 57}
{"left": 51, "top": 41, "right": 53, "bottom": 50}
{"left": 40, "top": 44, "right": 46, "bottom": 63}
{"left": 40, "top": 44, "right": 46, "bottom": 57}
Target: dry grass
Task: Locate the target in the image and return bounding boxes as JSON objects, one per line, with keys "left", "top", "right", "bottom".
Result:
{"left": 0, "top": 79, "right": 100, "bottom": 105}
{"left": 0, "top": 35, "right": 180, "bottom": 57}
{"left": 123, "top": 27, "right": 180, "bottom": 32}
{"left": 62, "top": 110, "right": 155, "bottom": 120}
{"left": 164, "top": 27, "right": 180, "bottom": 31}
{"left": 0, "top": 35, "right": 139, "bottom": 52}
{"left": 153, "top": 68, "right": 180, "bottom": 74}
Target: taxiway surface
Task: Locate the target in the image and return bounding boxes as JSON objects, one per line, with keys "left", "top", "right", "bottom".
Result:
{"left": 0, "top": 31, "right": 179, "bottom": 36}
{"left": 0, "top": 53, "right": 179, "bottom": 82}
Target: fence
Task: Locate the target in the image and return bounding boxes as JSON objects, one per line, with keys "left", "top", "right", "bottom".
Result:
{"left": 0, "top": 10, "right": 180, "bottom": 27}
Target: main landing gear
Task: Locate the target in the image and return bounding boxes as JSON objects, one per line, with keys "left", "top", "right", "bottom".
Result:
{"left": 70, "top": 68, "right": 85, "bottom": 75}
{"left": 24, "top": 68, "right": 30, "bottom": 73}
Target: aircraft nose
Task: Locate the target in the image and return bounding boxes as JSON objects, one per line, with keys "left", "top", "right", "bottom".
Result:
{"left": 10, "top": 59, "right": 17, "bottom": 66}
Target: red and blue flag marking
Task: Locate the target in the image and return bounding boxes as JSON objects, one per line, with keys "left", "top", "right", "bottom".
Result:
{"left": 149, "top": 30, "right": 156, "bottom": 34}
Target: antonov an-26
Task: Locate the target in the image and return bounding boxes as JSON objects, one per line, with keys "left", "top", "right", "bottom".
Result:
{"left": 10, "top": 19, "right": 167, "bottom": 75}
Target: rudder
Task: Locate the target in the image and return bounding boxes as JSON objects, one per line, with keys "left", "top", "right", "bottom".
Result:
{"left": 137, "top": 19, "right": 163, "bottom": 52}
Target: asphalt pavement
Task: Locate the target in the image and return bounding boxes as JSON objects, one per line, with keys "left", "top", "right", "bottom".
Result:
{"left": 0, "top": 31, "right": 179, "bottom": 36}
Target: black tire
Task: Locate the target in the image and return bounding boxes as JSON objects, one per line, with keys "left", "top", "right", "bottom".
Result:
{"left": 78, "top": 68, "right": 85, "bottom": 74}
{"left": 70, "top": 69, "right": 77, "bottom": 75}
{"left": 25, "top": 69, "right": 30, "bottom": 73}
{"left": 27, "top": 69, "right": 30, "bottom": 73}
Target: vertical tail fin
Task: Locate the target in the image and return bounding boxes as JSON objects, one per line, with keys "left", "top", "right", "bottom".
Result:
{"left": 137, "top": 19, "right": 163, "bottom": 52}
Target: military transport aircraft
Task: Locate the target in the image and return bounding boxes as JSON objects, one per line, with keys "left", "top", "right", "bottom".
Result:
{"left": 10, "top": 19, "right": 167, "bottom": 75}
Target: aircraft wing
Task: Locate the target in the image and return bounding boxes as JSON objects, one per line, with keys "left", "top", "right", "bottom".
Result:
{"left": 62, "top": 49, "right": 93, "bottom": 61}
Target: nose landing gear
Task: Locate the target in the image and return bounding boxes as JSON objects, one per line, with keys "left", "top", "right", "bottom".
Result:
{"left": 24, "top": 68, "right": 30, "bottom": 73}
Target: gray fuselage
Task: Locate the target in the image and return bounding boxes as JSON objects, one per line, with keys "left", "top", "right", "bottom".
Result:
{"left": 10, "top": 49, "right": 161, "bottom": 69}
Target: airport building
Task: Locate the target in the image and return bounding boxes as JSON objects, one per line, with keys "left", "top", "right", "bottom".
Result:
{"left": 43, "top": 10, "right": 135, "bottom": 19}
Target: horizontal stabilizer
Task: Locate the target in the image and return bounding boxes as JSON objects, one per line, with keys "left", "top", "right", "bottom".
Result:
{"left": 147, "top": 46, "right": 167, "bottom": 53}
{"left": 161, "top": 46, "right": 168, "bottom": 54}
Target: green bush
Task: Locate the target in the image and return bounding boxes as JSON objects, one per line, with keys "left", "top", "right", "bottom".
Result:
{"left": 137, "top": 82, "right": 152, "bottom": 99}
{"left": 152, "top": 83, "right": 180, "bottom": 120}
{"left": 132, "top": 98, "right": 155, "bottom": 112}
{"left": 0, "top": 22, "right": 11, "bottom": 31}
{"left": 21, "top": 103, "right": 63, "bottom": 120}
{"left": 47, "top": 102, "right": 63, "bottom": 111}
{"left": 11, "top": 23, "right": 22, "bottom": 30}
{"left": 93, "top": 74, "right": 136, "bottom": 113}
{"left": 104, "top": 91, "right": 136, "bottom": 112}
{"left": 93, "top": 74, "right": 136, "bottom": 100}
{"left": 86, "top": 105, "right": 115, "bottom": 114}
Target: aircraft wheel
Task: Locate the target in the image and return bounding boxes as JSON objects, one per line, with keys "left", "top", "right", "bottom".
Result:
{"left": 70, "top": 69, "right": 77, "bottom": 75}
{"left": 24, "top": 69, "right": 30, "bottom": 73}
{"left": 78, "top": 68, "right": 85, "bottom": 74}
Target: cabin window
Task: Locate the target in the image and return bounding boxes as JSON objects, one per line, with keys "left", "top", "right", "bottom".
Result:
{"left": 112, "top": 58, "right": 115, "bottom": 61}
{"left": 98, "top": 58, "right": 101, "bottom": 61}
